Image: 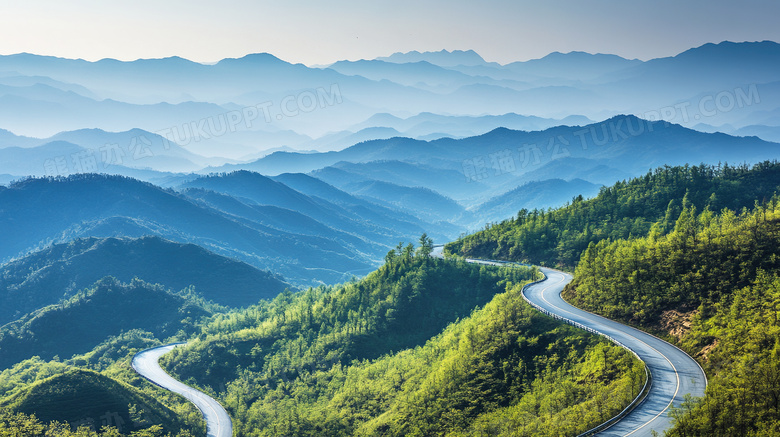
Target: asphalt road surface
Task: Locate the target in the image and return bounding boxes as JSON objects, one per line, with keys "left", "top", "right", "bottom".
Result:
{"left": 132, "top": 344, "right": 233, "bottom": 437}
{"left": 524, "top": 268, "right": 707, "bottom": 436}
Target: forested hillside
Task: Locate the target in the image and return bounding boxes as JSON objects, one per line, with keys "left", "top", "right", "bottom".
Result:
{"left": 160, "top": 250, "right": 644, "bottom": 436}
{"left": 445, "top": 161, "right": 780, "bottom": 435}
{"left": 0, "top": 369, "right": 192, "bottom": 435}
{"left": 0, "top": 236, "right": 288, "bottom": 326}
{"left": 567, "top": 198, "right": 780, "bottom": 435}
{"left": 0, "top": 278, "right": 213, "bottom": 369}
{"left": 0, "top": 331, "right": 208, "bottom": 436}
{"left": 445, "top": 161, "right": 780, "bottom": 268}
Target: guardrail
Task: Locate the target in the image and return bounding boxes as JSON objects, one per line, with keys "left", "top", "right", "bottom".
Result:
{"left": 517, "top": 270, "right": 653, "bottom": 437}
{"left": 467, "top": 258, "right": 653, "bottom": 436}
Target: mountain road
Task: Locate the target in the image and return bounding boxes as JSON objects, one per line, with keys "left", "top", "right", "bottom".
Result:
{"left": 132, "top": 344, "right": 233, "bottom": 437}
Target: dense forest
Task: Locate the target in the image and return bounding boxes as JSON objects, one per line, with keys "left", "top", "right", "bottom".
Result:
{"left": 0, "top": 278, "right": 213, "bottom": 369}
{"left": 567, "top": 197, "right": 780, "bottom": 435}
{"left": 0, "top": 280, "right": 212, "bottom": 435}
{"left": 161, "top": 247, "right": 645, "bottom": 436}
{"left": 449, "top": 161, "right": 780, "bottom": 435}
{"left": 0, "top": 238, "right": 644, "bottom": 436}
{"left": 4, "top": 162, "right": 780, "bottom": 435}
{"left": 0, "top": 409, "right": 196, "bottom": 436}
{"left": 446, "top": 161, "right": 780, "bottom": 268}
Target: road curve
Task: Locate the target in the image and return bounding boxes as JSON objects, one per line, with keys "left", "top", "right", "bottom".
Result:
{"left": 524, "top": 268, "right": 707, "bottom": 436}
{"left": 132, "top": 344, "right": 233, "bottom": 437}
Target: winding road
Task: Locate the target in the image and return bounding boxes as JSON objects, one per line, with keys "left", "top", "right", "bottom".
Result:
{"left": 132, "top": 255, "right": 705, "bottom": 437}
{"left": 523, "top": 268, "right": 707, "bottom": 436}
{"left": 132, "top": 344, "right": 233, "bottom": 437}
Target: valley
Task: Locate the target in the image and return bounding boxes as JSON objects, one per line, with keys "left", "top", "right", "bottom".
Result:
{"left": 1, "top": 38, "right": 779, "bottom": 437}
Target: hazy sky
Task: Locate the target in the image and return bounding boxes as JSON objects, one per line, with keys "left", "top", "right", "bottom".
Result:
{"left": 1, "top": 0, "right": 778, "bottom": 65}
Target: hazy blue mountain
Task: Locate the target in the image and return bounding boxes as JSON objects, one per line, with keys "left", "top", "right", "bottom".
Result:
{"left": 218, "top": 130, "right": 314, "bottom": 160}
{"left": 181, "top": 170, "right": 358, "bottom": 223}
{"left": 0, "top": 82, "right": 232, "bottom": 138}
{"left": 732, "top": 125, "right": 780, "bottom": 143}
{"left": 450, "top": 115, "right": 780, "bottom": 176}
{"left": 0, "top": 141, "right": 84, "bottom": 176}
{"left": 181, "top": 187, "right": 371, "bottom": 246}
{"left": 492, "top": 157, "right": 634, "bottom": 190}
{"left": 0, "top": 74, "right": 98, "bottom": 99}
{"left": 0, "top": 139, "right": 204, "bottom": 176}
{"left": 343, "top": 179, "right": 466, "bottom": 223}
{"left": 617, "top": 41, "right": 780, "bottom": 88}
{"left": 595, "top": 41, "right": 780, "bottom": 118}
{"left": 376, "top": 49, "right": 491, "bottom": 67}
{"left": 504, "top": 51, "right": 642, "bottom": 81}
{"left": 0, "top": 236, "right": 288, "bottom": 325}
{"left": 270, "top": 172, "right": 441, "bottom": 236}
{"left": 741, "top": 104, "right": 780, "bottom": 127}
{"left": 0, "top": 53, "right": 430, "bottom": 140}
{"left": 468, "top": 178, "right": 601, "bottom": 227}
{"left": 0, "top": 126, "right": 241, "bottom": 176}
{"left": 0, "top": 129, "right": 45, "bottom": 148}
{"left": 214, "top": 116, "right": 780, "bottom": 194}
{"left": 178, "top": 170, "right": 449, "bottom": 248}
{"left": 272, "top": 172, "right": 371, "bottom": 205}
{"left": 349, "top": 112, "right": 594, "bottom": 139}
{"left": 445, "top": 83, "right": 600, "bottom": 116}
{"left": 212, "top": 136, "right": 465, "bottom": 176}
{"left": 692, "top": 121, "right": 780, "bottom": 145}
{"left": 47, "top": 128, "right": 220, "bottom": 167}
{"left": 328, "top": 59, "right": 474, "bottom": 85}
{"left": 0, "top": 174, "right": 375, "bottom": 285}
{"left": 1, "top": 42, "right": 777, "bottom": 146}
{"left": 306, "top": 165, "right": 372, "bottom": 187}
{"left": 0, "top": 52, "right": 433, "bottom": 124}
{"left": 308, "top": 127, "right": 403, "bottom": 151}
{"left": 0, "top": 53, "right": 208, "bottom": 103}
{"left": 312, "top": 160, "right": 488, "bottom": 202}
{"left": 326, "top": 59, "right": 528, "bottom": 92}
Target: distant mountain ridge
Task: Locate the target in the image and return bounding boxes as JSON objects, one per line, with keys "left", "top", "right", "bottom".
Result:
{"left": 0, "top": 174, "right": 381, "bottom": 285}
{"left": 375, "top": 49, "right": 490, "bottom": 67}
{"left": 213, "top": 115, "right": 780, "bottom": 189}
{"left": 0, "top": 236, "right": 289, "bottom": 325}
{"left": 0, "top": 40, "right": 778, "bottom": 155}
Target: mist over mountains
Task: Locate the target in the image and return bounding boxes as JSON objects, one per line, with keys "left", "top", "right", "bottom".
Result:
{"left": 0, "top": 40, "right": 779, "bottom": 286}
{"left": 0, "top": 41, "right": 777, "bottom": 152}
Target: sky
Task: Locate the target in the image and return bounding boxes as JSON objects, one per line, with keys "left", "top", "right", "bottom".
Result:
{"left": 1, "top": 0, "right": 779, "bottom": 66}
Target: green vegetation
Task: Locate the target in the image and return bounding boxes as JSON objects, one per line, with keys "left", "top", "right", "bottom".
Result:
{"left": 0, "top": 332, "right": 207, "bottom": 436}
{"left": 0, "top": 236, "right": 288, "bottom": 325}
{"left": 567, "top": 199, "right": 780, "bottom": 435}
{"left": 161, "top": 250, "right": 644, "bottom": 436}
{"left": 568, "top": 196, "right": 780, "bottom": 324}
{"left": 0, "top": 369, "right": 189, "bottom": 435}
{"left": 446, "top": 161, "right": 780, "bottom": 268}
{"left": 0, "top": 282, "right": 211, "bottom": 436}
{"left": 0, "top": 278, "right": 213, "bottom": 369}
{"left": 0, "top": 409, "right": 197, "bottom": 436}
{"left": 667, "top": 273, "right": 780, "bottom": 436}
{"left": 453, "top": 161, "right": 780, "bottom": 435}
{"left": 13, "top": 162, "right": 780, "bottom": 435}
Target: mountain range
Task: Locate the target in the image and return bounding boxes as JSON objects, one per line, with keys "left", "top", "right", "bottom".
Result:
{"left": 1, "top": 40, "right": 780, "bottom": 436}
{"left": 0, "top": 41, "right": 776, "bottom": 153}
